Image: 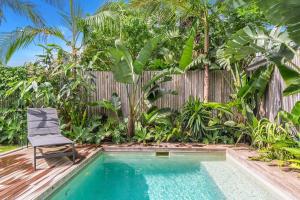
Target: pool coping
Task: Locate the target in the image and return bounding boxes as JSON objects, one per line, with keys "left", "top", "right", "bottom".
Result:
{"left": 39, "top": 147, "right": 103, "bottom": 200}
{"left": 38, "top": 144, "right": 299, "bottom": 200}
{"left": 227, "top": 149, "right": 299, "bottom": 200}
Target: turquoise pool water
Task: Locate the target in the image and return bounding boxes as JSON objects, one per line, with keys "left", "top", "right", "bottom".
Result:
{"left": 50, "top": 152, "right": 280, "bottom": 200}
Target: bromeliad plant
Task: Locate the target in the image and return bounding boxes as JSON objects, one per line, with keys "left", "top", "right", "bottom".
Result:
{"left": 108, "top": 38, "right": 181, "bottom": 137}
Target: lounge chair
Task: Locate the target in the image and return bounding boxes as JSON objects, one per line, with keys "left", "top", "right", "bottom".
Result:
{"left": 27, "top": 108, "right": 75, "bottom": 170}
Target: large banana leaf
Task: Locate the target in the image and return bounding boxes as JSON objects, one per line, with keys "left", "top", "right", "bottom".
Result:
{"left": 224, "top": 26, "right": 296, "bottom": 62}
{"left": 237, "top": 66, "right": 274, "bottom": 98}
{"left": 142, "top": 68, "right": 182, "bottom": 91}
{"left": 145, "top": 85, "right": 177, "bottom": 103}
{"left": 224, "top": 26, "right": 300, "bottom": 96}
{"left": 134, "top": 38, "right": 159, "bottom": 74}
{"left": 291, "top": 101, "right": 300, "bottom": 117}
{"left": 179, "top": 30, "right": 195, "bottom": 70}
{"left": 279, "top": 101, "right": 300, "bottom": 126}
{"left": 109, "top": 38, "right": 159, "bottom": 84}
{"left": 224, "top": 26, "right": 265, "bottom": 61}
{"left": 143, "top": 68, "right": 181, "bottom": 107}
{"left": 226, "top": 0, "right": 300, "bottom": 45}
{"left": 277, "top": 64, "right": 300, "bottom": 96}
{"left": 108, "top": 43, "right": 135, "bottom": 84}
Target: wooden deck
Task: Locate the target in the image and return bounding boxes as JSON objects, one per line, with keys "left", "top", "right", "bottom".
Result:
{"left": 0, "top": 145, "right": 100, "bottom": 200}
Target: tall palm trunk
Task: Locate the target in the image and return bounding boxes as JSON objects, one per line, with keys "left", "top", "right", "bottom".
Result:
{"left": 203, "top": 15, "right": 209, "bottom": 102}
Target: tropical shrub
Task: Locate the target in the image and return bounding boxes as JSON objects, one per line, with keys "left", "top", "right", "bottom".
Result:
{"left": 135, "top": 106, "right": 180, "bottom": 144}
{"left": 0, "top": 108, "right": 26, "bottom": 145}
{"left": 179, "top": 97, "right": 244, "bottom": 143}
{"left": 95, "top": 118, "right": 127, "bottom": 144}
{"left": 180, "top": 97, "right": 212, "bottom": 139}
{"left": 250, "top": 118, "right": 300, "bottom": 165}
{"left": 108, "top": 37, "right": 181, "bottom": 137}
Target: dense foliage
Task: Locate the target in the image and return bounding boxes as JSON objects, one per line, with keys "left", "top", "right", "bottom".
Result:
{"left": 0, "top": 0, "right": 299, "bottom": 172}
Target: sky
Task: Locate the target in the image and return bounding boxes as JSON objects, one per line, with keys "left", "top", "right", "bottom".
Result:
{"left": 0, "top": 0, "right": 107, "bottom": 66}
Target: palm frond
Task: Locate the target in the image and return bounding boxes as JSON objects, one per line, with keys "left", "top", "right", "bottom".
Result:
{"left": 0, "top": 0, "right": 45, "bottom": 26}
{"left": 0, "top": 26, "right": 64, "bottom": 63}
{"left": 85, "top": 10, "right": 118, "bottom": 31}
{"left": 186, "top": 55, "right": 210, "bottom": 70}
{"left": 130, "top": 0, "right": 178, "bottom": 22}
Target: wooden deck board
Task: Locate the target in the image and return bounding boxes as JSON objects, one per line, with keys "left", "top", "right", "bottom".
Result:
{"left": 0, "top": 145, "right": 100, "bottom": 200}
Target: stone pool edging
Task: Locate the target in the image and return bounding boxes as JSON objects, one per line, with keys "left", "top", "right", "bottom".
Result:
{"left": 227, "top": 149, "right": 300, "bottom": 200}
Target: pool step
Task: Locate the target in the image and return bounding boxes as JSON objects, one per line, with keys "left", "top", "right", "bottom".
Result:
{"left": 156, "top": 151, "right": 169, "bottom": 157}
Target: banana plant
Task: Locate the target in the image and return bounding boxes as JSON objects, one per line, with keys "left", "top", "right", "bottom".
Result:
{"left": 223, "top": 0, "right": 300, "bottom": 96}
{"left": 278, "top": 101, "right": 300, "bottom": 126}
{"left": 108, "top": 38, "right": 181, "bottom": 137}
{"left": 226, "top": 0, "right": 300, "bottom": 45}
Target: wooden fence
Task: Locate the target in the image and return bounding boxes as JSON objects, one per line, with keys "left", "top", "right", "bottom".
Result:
{"left": 265, "top": 54, "right": 300, "bottom": 121}
{"left": 89, "top": 70, "right": 233, "bottom": 116}
{"left": 2, "top": 58, "right": 300, "bottom": 120}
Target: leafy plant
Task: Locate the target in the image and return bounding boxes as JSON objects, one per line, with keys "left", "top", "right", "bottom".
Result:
{"left": 97, "top": 118, "right": 127, "bottom": 144}
{"left": 90, "top": 93, "right": 123, "bottom": 121}
{"left": 0, "top": 108, "right": 26, "bottom": 145}
{"left": 108, "top": 38, "right": 180, "bottom": 137}
{"left": 180, "top": 97, "right": 212, "bottom": 140}
{"left": 251, "top": 118, "right": 288, "bottom": 149}
{"left": 133, "top": 122, "right": 153, "bottom": 144}
{"left": 249, "top": 118, "right": 300, "bottom": 161}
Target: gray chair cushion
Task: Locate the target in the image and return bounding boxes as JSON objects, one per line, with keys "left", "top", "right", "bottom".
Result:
{"left": 28, "top": 134, "right": 73, "bottom": 147}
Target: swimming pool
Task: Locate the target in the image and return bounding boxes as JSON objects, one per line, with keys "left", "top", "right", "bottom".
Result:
{"left": 49, "top": 152, "right": 281, "bottom": 200}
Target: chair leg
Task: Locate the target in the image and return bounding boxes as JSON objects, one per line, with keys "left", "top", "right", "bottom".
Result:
{"left": 72, "top": 144, "right": 76, "bottom": 164}
{"left": 33, "top": 147, "right": 36, "bottom": 170}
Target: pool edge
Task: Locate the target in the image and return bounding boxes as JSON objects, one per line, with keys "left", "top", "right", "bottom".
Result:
{"left": 37, "top": 148, "right": 103, "bottom": 200}
{"left": 227, "top": 149, "right": 298, "bottom": 200}
{"left": 36, "top": 146, "right": 299, "bottom": 200}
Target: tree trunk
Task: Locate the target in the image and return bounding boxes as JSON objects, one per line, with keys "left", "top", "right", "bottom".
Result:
{"left": 127, "top": 110, "right": 135, "bottom": 137}
{"left": 203, "top": 64, "right": 209, "bottom": 102}
{"left": 203, "top": 16, "right": 209, "bottom": 103}
{"left": 126, "top": 85, "right": 135, "bottom": 137}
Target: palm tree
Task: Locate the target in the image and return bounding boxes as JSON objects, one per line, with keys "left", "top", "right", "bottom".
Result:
{"left": 0, "top": 0, "right": 64, "bottom": 63}
{"left": 0, "top": 0, "right": 118, "bottom": 64}
{"left": 131, "top": 0, "right": 217, "bottom": 102}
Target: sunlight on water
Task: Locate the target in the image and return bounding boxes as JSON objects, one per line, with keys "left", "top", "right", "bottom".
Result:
{"left": 50, "top": 152, "right": 279, "bottom": 200}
